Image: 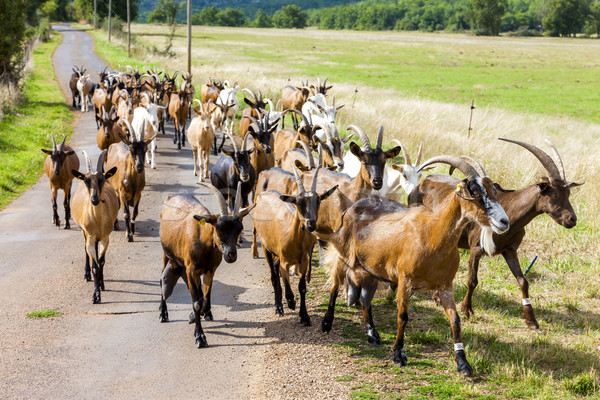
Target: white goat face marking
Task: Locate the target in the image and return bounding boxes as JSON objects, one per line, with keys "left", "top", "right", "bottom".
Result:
{"left": 474, "top": 177, "right": 509, "bottom": 235}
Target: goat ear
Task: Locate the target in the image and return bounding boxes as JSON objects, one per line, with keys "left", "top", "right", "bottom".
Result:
{"left": 384, "top": 146, "right": 402, "bottom": 159}
{"left": 41, "top": 149, "right": 53, "bottom": 155}
{"left": 72, "top": 169, "right": 85, "bottom": 180}
{"left": 279, "top": 195, "right": 296, "bottom": 204}
{"left": 341, "top": 133, "right": 354, "bottom": 143}
{"left": 326, "top": 85, "right": 333, "bottom": 90}
{"left": 320, "top": 185, "right": 339, "bottom": 200}
{"left": 64, "top": 150, "right": 75, "bottom": 156}
{"left": 536, "top": 177, "right": 550, "bottom": 192}
{"left": 193, "top": 214, "right": 218, "bottom": 226}
{"left": 222, "top": 149, "right": 234, "bottom": 158}
{"left": 104, "top": 166, "right": 117, "bottom": 179}
{"left": 336, "top": 104, "right": 345, "bottom": 110}
{"left": 566, "top": 181, "right": 584, "bottom": 188}
{"left": 390, "top": 164, "right": 404, "bottom": 173}
{"left": 349, "top": 142, "right": 363, "bottom": 158}
{"left": 493, "top": 182, "right": 515, "bottom": 193}
{"left": 294, "top": 160, "right": 310, "bottom": 172}
{"left": 238, "top": 202, "right": 256, "bottom": 219}
{"left": 420, "top": 165, "right": 436, "bottom": 171}
{"left": 144, "top": 133, "right": 157, "bottom": 145}
{"left": 247, "top": 146, "right": 256, "bottom": 154}
{"left": 243, "top": 98, "right": 254, "bottom": 107}
{"left": 192, "top": 108, "right": 203, "bottom": 116}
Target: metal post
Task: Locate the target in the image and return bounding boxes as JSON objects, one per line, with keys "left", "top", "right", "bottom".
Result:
{"left": 467, "top": 99, "right": 475, "bottom": 136}
{"left": 127, "top": 0, "right": 131, "bottom": 57}
{"left": 93, "top": 0, "right": 97, "bottom": 29}
{"left": 187, "top": 0, "right": 192, "bottom": 75}
{"left": 108, "top": 0, "right": 112, "bottom": 42}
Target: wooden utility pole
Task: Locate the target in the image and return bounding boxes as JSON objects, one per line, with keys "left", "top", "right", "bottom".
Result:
{"left": 127, "top": 0, "right": 131, "bottom": 57}
{"left": 93, "top": 0, "right": 97, "bottom": 29}
{"left": 187, "top": 0, "right": 192, "bottom": 74}
{"left": 108, "top": 0, "right": 112, "bottom": 42}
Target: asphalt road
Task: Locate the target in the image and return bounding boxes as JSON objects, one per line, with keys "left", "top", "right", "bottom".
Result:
{"left": 0, "top": 24, "right": 279, "bottom": 399}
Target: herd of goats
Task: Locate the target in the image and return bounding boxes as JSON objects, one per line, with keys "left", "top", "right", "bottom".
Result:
{"left": 39, "top": 65, "right": 583, "bottom": 376}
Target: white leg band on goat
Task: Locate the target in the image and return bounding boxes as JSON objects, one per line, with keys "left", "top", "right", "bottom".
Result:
{"left": 454, "top": 343, "right": 464, "bottom": 351}
{"left": 522, "top": 298, "right": 531, "bottom": 306}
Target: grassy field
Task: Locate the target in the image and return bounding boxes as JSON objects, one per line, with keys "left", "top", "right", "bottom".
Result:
{"left": 0, "top": 34, "right": 74, "bottom": 210}
{"left": 81, "top": 23, "right": 600, "bottom": 398}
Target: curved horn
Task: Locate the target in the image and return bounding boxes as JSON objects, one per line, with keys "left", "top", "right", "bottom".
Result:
{"left": 460, "top": 156, "right": 487, "bottom": 177}
{"left": 545, "top": 139, "right": 566, "bottom": 181}
{"left": 96, "top": 150, "right": 107, "bottom": 173}
{"left": 296, "top": 140, "right": 314, "bottom": 170}
{"left": 233, "top": 181, "right": 243, "bottom": 217}
{"left": 498, "top": 138, "right": 562, "bottom": 181}
{"left": 242, "top": 88, "right": 257, "bottom": 103}
{"left": 102, "top": 105, "right": 107, "bottom": 119}
{"left": 60, "top": 135, "right": 67, "bottom": 149}
{"left": 199, "top": 182, "right": 228, "bottom": 216}
{"left": 265, "top": 98, "right": 274, "bottom": 111}
{"left": 287, "top": 109, "right": 310, "bottom": 129}
{"left": 415, "top": 142, "right": 423, "bottom": 166}
{"left": 242, "top": 132, "right": 251, "bottom": 153}
{"left": 391, "top": 139, "right": 410, "bottom": 166}
{"left": 376, "top": 125, "right": 384, "bottom": 149}
{"left": 292, "top": 167, "right": 305, "bottom": 194}
{"left": 82, "top": 151, "right": 92, "bottom": 173}
{"left": 417, "top": 155, "right": 479, "bottom": 181}
{"left": 346, "top": 125, "right": 371, "bottom": 149}
{"left": 313, "top": 123, "right": 330, "bottom": 139}
{"left": 51, "top": 135, "right": 57, "bottom": 152}
{"left": 226, "top": 133, "right": 239, "bottom": 154}
{"left": 311, "top": 165, "right": 321, "bottom": 193}
{"left": 317, "top": 143, "right": 324, "bottom": 168}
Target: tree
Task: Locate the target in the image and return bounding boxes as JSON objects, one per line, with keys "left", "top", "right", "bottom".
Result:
{"left": 471, "top": 0, "right": 507, "bottom": 35}
{"left": 218, "top": 8, "right": 246, "bottom": 27}
{"left": 272, "top": 5, "right": 308, "bottom": 29}
{"left": 0, "top": 0, "right": 27, "bottom": 83}
{"left": 192, "top": 6, "right": 219, "bottom": 26}
{"left": 147, "top": 0, "right": 180, "bottom": 24}
{"left": 587, "top": 0, "right": 600, "bottom": 37}
{"left": 252, "top": 9, "right": 272, "bottom": 28}
{"left": 72, "top": 0, "right": 139, "bottom": 24}
{"left": 544, "top": 0, "right": 590, "bottom": 36}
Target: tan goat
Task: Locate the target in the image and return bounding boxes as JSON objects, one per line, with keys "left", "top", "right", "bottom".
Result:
{"left": 96, "top": 105, "right": 123, "bottom": 150}
{"left": 188, "top": 100, "right": 216, "bottom": 181}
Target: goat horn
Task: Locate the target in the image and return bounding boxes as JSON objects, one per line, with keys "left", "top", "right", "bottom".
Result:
{"left": 391, "top": 139, "right": 410, "bottom": 166}
{"left": 233, "top": 181, "right": 243, "bottom": 217}
{"left": 199, "top": 182, "right": 228, "bottom": 216}
{"left": 313, "top": 123, "right": 330, "bottom": 138}
{"left": 296, "top": 140, "right": 314, "bottom": 170}
{"left": 317, "top": 142, "right": 324, "bottom": 168}
{"left": 121, "top": 119, "right": 134, "bottom": 140}
{"left": 460, "top": 156, "right": 487, "bottom": 177}
{"left": 102, "top": 105, "right": 107, "bottom": 119}
{"left": 258, "top": 89, "right": 263, "bottom": 102}
{"left": 226, "top": 133, "right": 239, "bottom": 154}
{"left": 193, "top": 99, "right": 202, "bottom": 108}
{"left": 418, "top": 155, "right": 479, "bottom": 181}
{"left": 347, "top": 125, "right": 371, "bottom": 149}
{"left": 60, "top": 135, "right": 67, "bottom": 148}
{"left": 311, "top": 165, "right": 321, "bottom": 193}
{"left": 545, "top": 139, "right": 566, "bottom": 181}
{"left": 332, "top": 94, "right": 336, "bottom": 107}
{"left": 416, "top": 142, "right": 423, "bottom": 166}
{"left": 242, "top": 132, "right": 251, "bottom": 153}
{"left": 293, "top": 167, "right": 305, "bottom": 194}
{"left": 376, "top": 125, "right": 384, "bottom": 149}
{"left": 96, "top": 150, "right": 107, "bottom": 173}
{"left": 51, "top": 135, "right": 57, "bottom": 152}
{"left": 288, "top": 109, "right": 310, "bottom": 129}
{"left": 265, "top": 98, "right": 274, "bottom": 111}
{"left": 498, "top": 138, "right": 562, "bottom": 182}
{"left": 82, "top": 151, "right": 92, "bottom": 173}
{"left": 242, "top": 88, "right": 257, "bottom": 103}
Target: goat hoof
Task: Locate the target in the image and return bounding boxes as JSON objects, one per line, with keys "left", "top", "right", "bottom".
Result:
{"left": 321, "top": 317, "right": 333, "bottom": 333}
{"left": 159, "top": 312, "right": 169, "bottom": 323}
{"left": 300, "top": 314, "right": 311, "bottom": 326}
{"left": 127, "top": 235, "right": 133, "bottom": 242}
{"left": 393, "top": 349, "right": 407, "bottom": 366}
{"left": 287, "top": 299, "right": 296, "bottom": 310}
{"left": 367, "top": 332, "right": 381, "bottom": 345}
{"left": 188, "top": 312, "right": 195, "bottom": 324}
{"left": 275, "top": 305, "right": 284, "bottom": 316}
{"left": 204, "top": 312, "right": 213, "bottom": 321}
{"left": 195, "top": 334, "right": 208, "bottom": 348}
{"left": 461, "top": 304, "right": 474, "bottom": 320}
{"left": 526, "top": 319, "right": 539, "bottom": 329}
{"left": 92, "top": 291, "right": 101, "bottom": 304}
{"left": 455, "top": 350, "right": 473, "bottom": 376}
{"left": 85, "top": 275, "right": 91, "bottom": 282}
{"left": 523, "top": 305, "right": 539, "bottom": 329}
{"left": 64, "top": 223, "right": 70, "bottom": 229}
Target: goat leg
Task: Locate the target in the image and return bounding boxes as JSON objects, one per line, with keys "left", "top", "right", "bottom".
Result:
{"left": 88, "top": 240, "right": 101, "bottom": 304}
{"left": 123, "top": 202, "right": 133, "bottom": 242}
{"left": 321, "top": 285, "right": 339, "bottom": 333}
{"left": 201, "top": 271, "right": 214, "bottom": 321}
{"left": 187, "top": 270, "right": 208, "bottom": 348}
{"left": 280, "top": 266, "right": 296, "bottom": 310}
{"left": 83, "top": 232, "right": 91, "bottom": 281}
{"left": 64, "top": 186, "right": 72, "bottom": 229}
{"left": 51, "top": 188, "right": 60, "bottom": 227}
{"left": 360, "top": 279, "right": 380, "bottom": 345}
{"left": 251, "top": 227, "right": 259, "bottom": 259}
{"left": 298, "top": 272, "right": 311, "bottom": 326}
{"left": 159, "top": 258, "right": 179, "bottom": 323}
{"left": 435, "top": 289, "right": 473, "bottom": 376}
{"left": 392, "top": 281, "right": 409, "bottom": 366}
{"left": 461, "top": 249, "right": 483, "bottom": 319}
{"left": 503, "top": 249, "right": 539, "bottom": 329}
{"left": 265, "top": 250, "right": 284, "bottom": 316}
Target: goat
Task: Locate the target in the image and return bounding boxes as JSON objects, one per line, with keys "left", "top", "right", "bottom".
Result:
{"left": 243, "top": 111, "right": 280, "bottom": 183}
{"left": 281, "top": 85, "right": 311, "bottom": 129}
{"left": 210, "top": 133, "right": 256, "bottom": 213}
{"left": 310, "top": 77, "right": 332, "bottom": 96}
{"left": 253, "top": 167, "right": 338, "bottom": 325}
{"left": 106, "top": 118, "right": 156, "bottom": 242}
{"left": 71, "top": 150, "right": 119, "bottom": 303}
{"left": 322, "top": 156, "right": 509, "bottom": 376}
{"left": 41, "top": 135, "right": 80, "bottom": 229}
{"left": 159, "top": 182, "right": 254, "bottom": 348}
{"left": 239, "top": 88, "right": 268, "bottom": 138}
{"left": 413, "top": 139, "right": 583, "bottom": 329}
{"left": 69, "top": 65, "right": 83, "bottom": 108}
{"left": 168, "top": 88, "right": 189, "bottom": 149}
{"left": 214, "top": 85, "right": 240, "bottom": 152}
{"left": 181, "top": 72, "right": 195, "bottom": 119}
{"left": 277, "top": 141, "right": 317, "bottom": 172}
{"left": 77, "top": 73, "right": 93, "bottom": 112}
{"left": 137, "top": 92, "right": 164, "bottom": 169}
{"left": 200, "top": 78, "right": 224, "bottom": 103}
{"left": 96, "top": 105, "right": 123, "bottom": 151}
{"left": 342, "top": 140, "right": 430, "bottom": 202}
{"left": 92, "top": 83, "right": 114, "bottom": 129}
{"left": 302, "top": 94, "right": 343, "bottom": 137}
{"left": 188, "top": 99, "right": 217, "bottom": 181}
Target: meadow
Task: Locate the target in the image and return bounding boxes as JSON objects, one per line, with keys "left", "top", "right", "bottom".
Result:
{"left": 80, "top": 23, "right": 600, "bottom": 399}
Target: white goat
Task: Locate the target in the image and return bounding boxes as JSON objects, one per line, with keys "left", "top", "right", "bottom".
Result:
{"left": 302, "top": 94, "right": 344, "bottom": 139}
{"left": 139, "top": 93, "right": 164, "bottom": 169}
{"left": 77, "top": 74, "right": 93, "bottom": 112}
{"left": 215, "top": 85, "right": 239, "bottom": 138}
{"left": 340, "top": 140, "right": 429, "bottom": 201}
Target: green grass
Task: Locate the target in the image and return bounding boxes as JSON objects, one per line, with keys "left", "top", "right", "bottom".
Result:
{"left": 27, "top": 308, "right": 63, "bottom": 318}
{"left": 0, "top": 34, "right": 74, "bottom": 210}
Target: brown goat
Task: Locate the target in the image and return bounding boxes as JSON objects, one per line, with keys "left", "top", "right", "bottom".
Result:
{"left": 253, "top": 167, "right": 338, "bottom": 325}
{"left": 159, "top": 182, "right": 255, "bottom": 348}
{"left": 200, "top": 78, "right": 223, "bottom": 103}
{"left": 188, "top": 100, "right": 216, "bottom": 181}
{"left": 41, "top": 135, "right": 80, "bottom": 229}
{"left": 239, "top": 88, "right": 268, "bottom": 138}
{"left": 281, "top": 85, "right": 311, "bottom": 128}
{"left": 96, "top": 105, "right": 123, "bottom": 150}
{"left": 414, "top": 139, "right": 583, "bottom": 330}
{"left": 168, "top": 89, "right": 189, "bottom": 149}
{"left": 323, "top": 156, "right": 509, "bottom": 376}
{"left": 71, "top": 150, "right": 119, "bottom": 303}
{"left": 106, "top": 120, "right": 156, "bottom": 242}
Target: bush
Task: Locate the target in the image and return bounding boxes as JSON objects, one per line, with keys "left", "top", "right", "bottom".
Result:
{"left": 101, "top": 16, "right": 126, "bottom": 39}
{"left": 39, "top": 17, "right": 52, "bottom": 42}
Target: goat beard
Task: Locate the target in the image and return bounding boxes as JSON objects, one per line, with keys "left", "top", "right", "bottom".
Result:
{"left": 480, "top": 226, "right": 496, "bottom": 256}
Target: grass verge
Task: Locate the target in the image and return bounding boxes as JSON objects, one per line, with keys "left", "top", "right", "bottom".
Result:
{"left": 27, "top": 308, "right": 63, "bottom": 318}
{"left": 0, "top": 33, "right": 73, "bottom": 210}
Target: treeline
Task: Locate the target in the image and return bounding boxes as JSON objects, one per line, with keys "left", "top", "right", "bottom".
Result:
{"left": 147, "top": 0, "right": 600, "bottom": 37}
